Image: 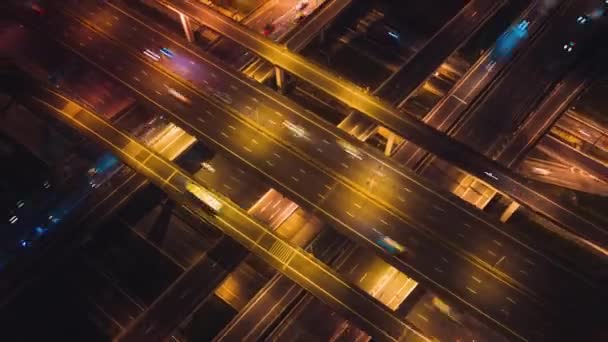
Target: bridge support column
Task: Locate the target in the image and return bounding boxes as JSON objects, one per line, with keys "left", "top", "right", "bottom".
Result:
{"left": 275, "top": 66, "right": 286, "bottom": 90}
{"left": 384, "top": 132, "right": 396, "bottom": 156}
{"left": 179, "top": 13, "right": 194, "bottom": 43}
{"left": 395, "top": 285, "right": 425, "bottom": 318}
{"left": 149, "top": 198, "right": 175, "bottom": 243}
{"left": 500, "top": 201, "right": 520, "bottom": 223}
{"left": 319, "top": 29, "right": 326, "bottom": 44}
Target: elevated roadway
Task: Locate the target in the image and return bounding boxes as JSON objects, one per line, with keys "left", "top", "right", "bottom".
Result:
{"left": 33, "top": 86, "right": 428, "bottom": 342}
{"left": 27, "top": 4, "right": 605, "bottom": 339}
{"left": 376, "top": 0, "right": 506, "bottom": 105}
{"left": 156, "top": 0, "right": 606, "bottom": 250}
{"left": 396, "top": 0, "right": 608, "bottom": 246}
{"left": 285, "top": 0, "right": 354, "bottom": 51}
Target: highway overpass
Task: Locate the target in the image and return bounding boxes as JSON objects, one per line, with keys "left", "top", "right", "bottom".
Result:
{"left": 155, "top": 0, "right": 606, "bottom": 251}
{"left": 33, "top": 85, "right": 428, "bottom": 342}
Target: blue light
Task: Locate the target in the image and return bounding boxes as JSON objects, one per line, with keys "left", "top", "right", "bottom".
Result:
{"left": 48, "top": 215, "right": 60, "bottom": 224}
{"left": 491, "top": 20, "right": 529, "bottom": 62}
{"left": 160, "top": 47, "right": 175, "bottom": 58}
{"left": 20, "top": 240, "right": 31, "bottom": 248}
{"left": 35, "top": 226, "right": 47, "bottom": 235}
{"left": 94, "top": 153, "right": 119, "bottom": 174}
{"left": 388, "top": 31, "right": 400, "bottom": 39}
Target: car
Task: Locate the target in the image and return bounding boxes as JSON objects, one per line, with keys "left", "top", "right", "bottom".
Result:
{"left": 576, "top": 15, "right": 590, "bottom": 24}
{"left": 213, "top": 91, "right": 232, "bottom": 104}
{"left": 377, "top": 236, "right": 406, "bottom": 254}
{"left": 263, "top": 23, "right": 275, "bottom": 36}
{"left": 201, "top": 162, "right": 216, "bottom": 173}
{"left": 143, "top": 48, "right": 161, "bottom": 61}
{"left": 532, "top": 167, "right": 550, "bottom": 175}
{"left": 296, "top": 0, "right": 309, "bottom": 11}
{"left": 294, "top": 12, "right": 307, "bottom": 23}
{"left": 563, "top": 41, "right": 576, "bottom": 52}
{"left": 485, "top": 60, "right": 497, "bottom": 71}
{"left": 337, "top": 140, "right": 363, "bottom": 160}
{"left": 19, "top": 239, "right": 32, "bottom": 248}
{"left": 166, "top": 86, "right": 192, "bottom": 104}
{"left": 34, "top": 226, "right": 48, "bottom": 236}
{"left": 159, "top": 47, "right": 175, "bottom": 58}
{"left": 484, "top": 171, "right": 499, "bottom": 180}
{"left": 282, "top": 120, "right": 308, "bottom": 139}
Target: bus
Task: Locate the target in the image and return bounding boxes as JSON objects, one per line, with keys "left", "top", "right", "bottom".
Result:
{"left": 377, "top": 236, "right": 406, "bottom": 254}
{"left": 185, "top": 182, "right": 223, "bottom": 213}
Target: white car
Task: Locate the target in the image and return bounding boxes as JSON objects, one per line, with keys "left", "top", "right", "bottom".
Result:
{"left": 296, "top": 0, "right": 309, "bottom": 11}
{"left": 282, "top": 120, "right": 308, "bottom": 139}
{"left": 532, "top": 167, "right": 550, "bottom": 175}
{"left": 563, "top": 41, "right": 576, "bottom": 52}
{"left": 166, "top": 86, "right": 192, "bottom": 104}
{"left": 337, "top": 140, "right": 363, "bottom": 160}
{"left": 214, "top": 91, "right": 232, "bottom": 104}
{"left": 143, "top": 49, "right": 161, "bottom": 61}
{"left": 201, "top": 162, "right": 216, "bottom": 173}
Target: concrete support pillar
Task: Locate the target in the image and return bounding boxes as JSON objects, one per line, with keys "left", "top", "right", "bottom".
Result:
{"left": 179, "top": 13, "right": 194, "bottom": 43}
{"left": 395, "top": 285, "right": 425, "bottom": 318}
{"left": 319, "top": 29, "right": 326, "bottom": 44}
{"left": 149, "top": 199, "right": 175, "bottom": 243}
{"left": 384, "top": 132, "right": 396, "bottom": 156}
{"left": 500, "top": 201, "right": 520, "bottom": 223}
{"left": 275, "top": 66, "right": 286, "bottom": 90}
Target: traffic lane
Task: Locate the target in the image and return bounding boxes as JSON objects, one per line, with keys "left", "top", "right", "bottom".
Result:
{"left": 246, "top": 0, "right": 297, "bottom": 31}
{"left": 218, "top": 274, "right": 303, "bottom": 341}
{"left": 58, "top": 0, "right": 583, "bottom": 292}
{"left": 124, "top": 206, "right": 208, "bottom": 269}
{"left": 192, "top": 154, "right": 270, "bottom": 209}
{"left": 557, "top": 112, "right": 606, "bottom": 146}
{"left": 454, "top": 55, "right": 558, "bottom": 152}
{"left": 285, "top": 0, "right": 352, "bottom": 50}
{"left": 333, "top": 148, "right": 598, "bottom": 302}
{"left": 268, "top": 295, "right": 343, "bottom": 341}
{"left": 320, "top": 184, "right": 551, "bottom": 339}
{"left": 538, "top": 135, "right": 607, "bottom": 181}
{"left": 38, "top": 88, "right": 421, "bottom": 342}
{"left": 217, "top": 230, "right": 347, "bottom": 341}
{"left": 420, "top": 0, "right": 545, "bottom": 132}
{"left": 35, "top": 6, "right": 576, "bottom": 318}
{"left": 332, "top": 245, "right": 417, "bottom": 310}
{"left": 247, "top": 190, "right": 299, "bottom": 228}
{"left": 111, "top": 10, "right": 600, "bottom": 302}
{"left": 391, "top": 52, "right": 497, "bottom": 168}
{"left": 394, "top": 0, "right": 551, "bottom": 159}
{"left": 117, "top": 237, "right": 247, "bottom": 342}
{"left": 37, "top": 33, "right": 424, "bottom": 342}
{"left": 378, "top": 0, "right": 501, "bottom": 103}
{"left": 497, "top": 80, "right": 586, "bottom": 166}
{"left": 452, "top": 0, "right": 607, "bottom": 151}
{"left": 268, "top": 294, "right": 370, "bottom": 342}
{"left": 407, "top": 294, "right": 512, "bottom": 342}
{"left": 39, "top": 9, "right": 594, "bottom": 306}
{"left": 175, "top": 55, "right": 600, "bottom": 308}
{"left": 157, "top": 0, "right": 602, "bottom": 247}
{"left": 367, "top": 172, "right": 600, "bottom": 303}
{"left": 74, "top": 262, "right": 144, "bottom": 328}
